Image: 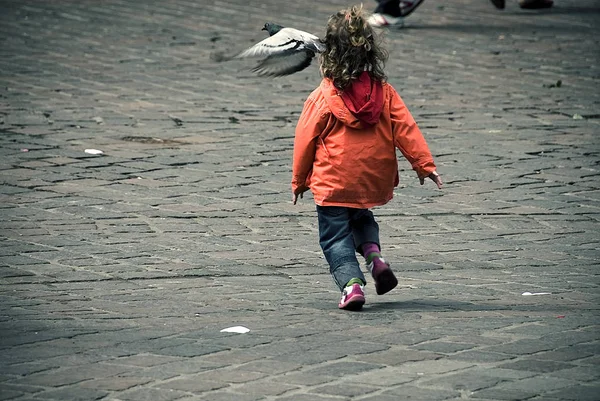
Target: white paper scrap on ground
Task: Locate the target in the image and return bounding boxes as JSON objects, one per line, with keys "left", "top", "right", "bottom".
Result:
{"left": 220, "top": 326, "right": 250, "bottom": 334}
{"left": 522, "top": 292, "right": 552, "bottom": 296}
{"left": 84, "top": 149, "right": 104, "bottom": 155}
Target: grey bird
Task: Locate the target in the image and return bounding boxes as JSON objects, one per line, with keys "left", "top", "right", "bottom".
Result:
{"left": 235, "top": 22, "right": 325, "bottom": 77}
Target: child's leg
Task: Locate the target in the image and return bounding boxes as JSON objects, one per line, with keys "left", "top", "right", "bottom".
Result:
{"left": 316, "top": 206, "right": 366, "bottom": 291}
{"left": 349, "top": 209, "right": 380, "bottom": 253}
{"left": 350, "top": 209, "right": 398, "bottom": 295}
{"left": 374, "top": 0, "right": 402, "bottom": 17}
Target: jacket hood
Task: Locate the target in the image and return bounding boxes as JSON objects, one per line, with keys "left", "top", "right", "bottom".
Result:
{"left": 321, "top": 72, "right": 384, "bottom": 128}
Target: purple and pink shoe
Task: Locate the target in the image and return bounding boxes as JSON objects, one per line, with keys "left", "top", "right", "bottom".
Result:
{"left": 338, "top": 283, "right": 366, "bottom": 311}
{"left": 368, "top": 257, "right": 398, "bottom": 295}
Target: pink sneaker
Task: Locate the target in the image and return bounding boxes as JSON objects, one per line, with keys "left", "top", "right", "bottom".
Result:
{"left": 338, "top": 283, "right": 365, "bottom": 310}
{"left": 368, "top": 257, "right": 398, "bottom": 295}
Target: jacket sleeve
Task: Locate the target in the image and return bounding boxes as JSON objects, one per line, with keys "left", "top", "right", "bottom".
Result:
{"left": 292, "top": 97, "right": 328, "bottom": 193}
{"left": 389, "top": 86, "right": 437, "bottom": 178}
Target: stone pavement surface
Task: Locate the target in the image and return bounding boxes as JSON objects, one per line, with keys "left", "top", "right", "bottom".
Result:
{"left": 0, "top": 0, "right": 599, "bottom": 400}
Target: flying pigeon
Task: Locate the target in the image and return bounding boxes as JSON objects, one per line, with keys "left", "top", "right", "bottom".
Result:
{"left": 234, "top": 22, "right": 325, "bottom": 77}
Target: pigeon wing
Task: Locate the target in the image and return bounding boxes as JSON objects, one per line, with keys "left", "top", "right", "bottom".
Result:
{"left": 236, "top": 27, "right": 323, "bottom": 59}
{"left": 252, "top": 50, "right": 315, "bottom": 77}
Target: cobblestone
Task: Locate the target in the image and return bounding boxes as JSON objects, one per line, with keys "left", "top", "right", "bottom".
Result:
{"left": 1, "top": 0, "right": 599, "bottom": 400}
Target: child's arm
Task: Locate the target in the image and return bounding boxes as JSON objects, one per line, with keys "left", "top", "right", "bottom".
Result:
{"left": 292, "top": 98, "right": 328, "bottom": 202}
{"left": 389, "top": 87, "right": 442, "bottom": 189}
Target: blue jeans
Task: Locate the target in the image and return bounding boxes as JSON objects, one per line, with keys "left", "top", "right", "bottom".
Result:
{"left": 316, "top": 206, "right": 381, "bottom": 291}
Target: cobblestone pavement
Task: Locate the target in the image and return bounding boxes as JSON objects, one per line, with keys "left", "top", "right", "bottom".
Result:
{"left": 1, "top": 0, "right": 599, "bottom": 400}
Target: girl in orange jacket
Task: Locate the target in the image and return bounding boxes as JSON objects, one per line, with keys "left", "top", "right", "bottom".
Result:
{"left": 292, "top": 5, "right": 442, "bottom": 310}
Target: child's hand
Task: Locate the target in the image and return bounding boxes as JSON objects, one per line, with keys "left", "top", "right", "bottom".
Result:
{"left": 292, "top": 191, "right": 304, "bottom": 205}
{"left": 292, "top": 187, "right": 309, "bottom": 205}
{"left": 420, "top": 171, "right": 443, "bottom": 189}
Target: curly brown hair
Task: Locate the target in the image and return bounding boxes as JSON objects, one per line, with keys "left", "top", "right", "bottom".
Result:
{"left": 320, "top": 4, "right": 388, "bottom": 91}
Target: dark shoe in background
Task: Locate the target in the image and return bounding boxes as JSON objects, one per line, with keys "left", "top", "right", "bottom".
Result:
{"left": 519, "top": 0, "right": 554, "bottom": 9}
{"left": 490, "top": 0, "right": 506, "bottom": 9}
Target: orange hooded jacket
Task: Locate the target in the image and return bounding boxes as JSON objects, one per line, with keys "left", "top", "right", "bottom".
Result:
{"left": 292, "top": 75, "right": 436, "bottom": 209}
